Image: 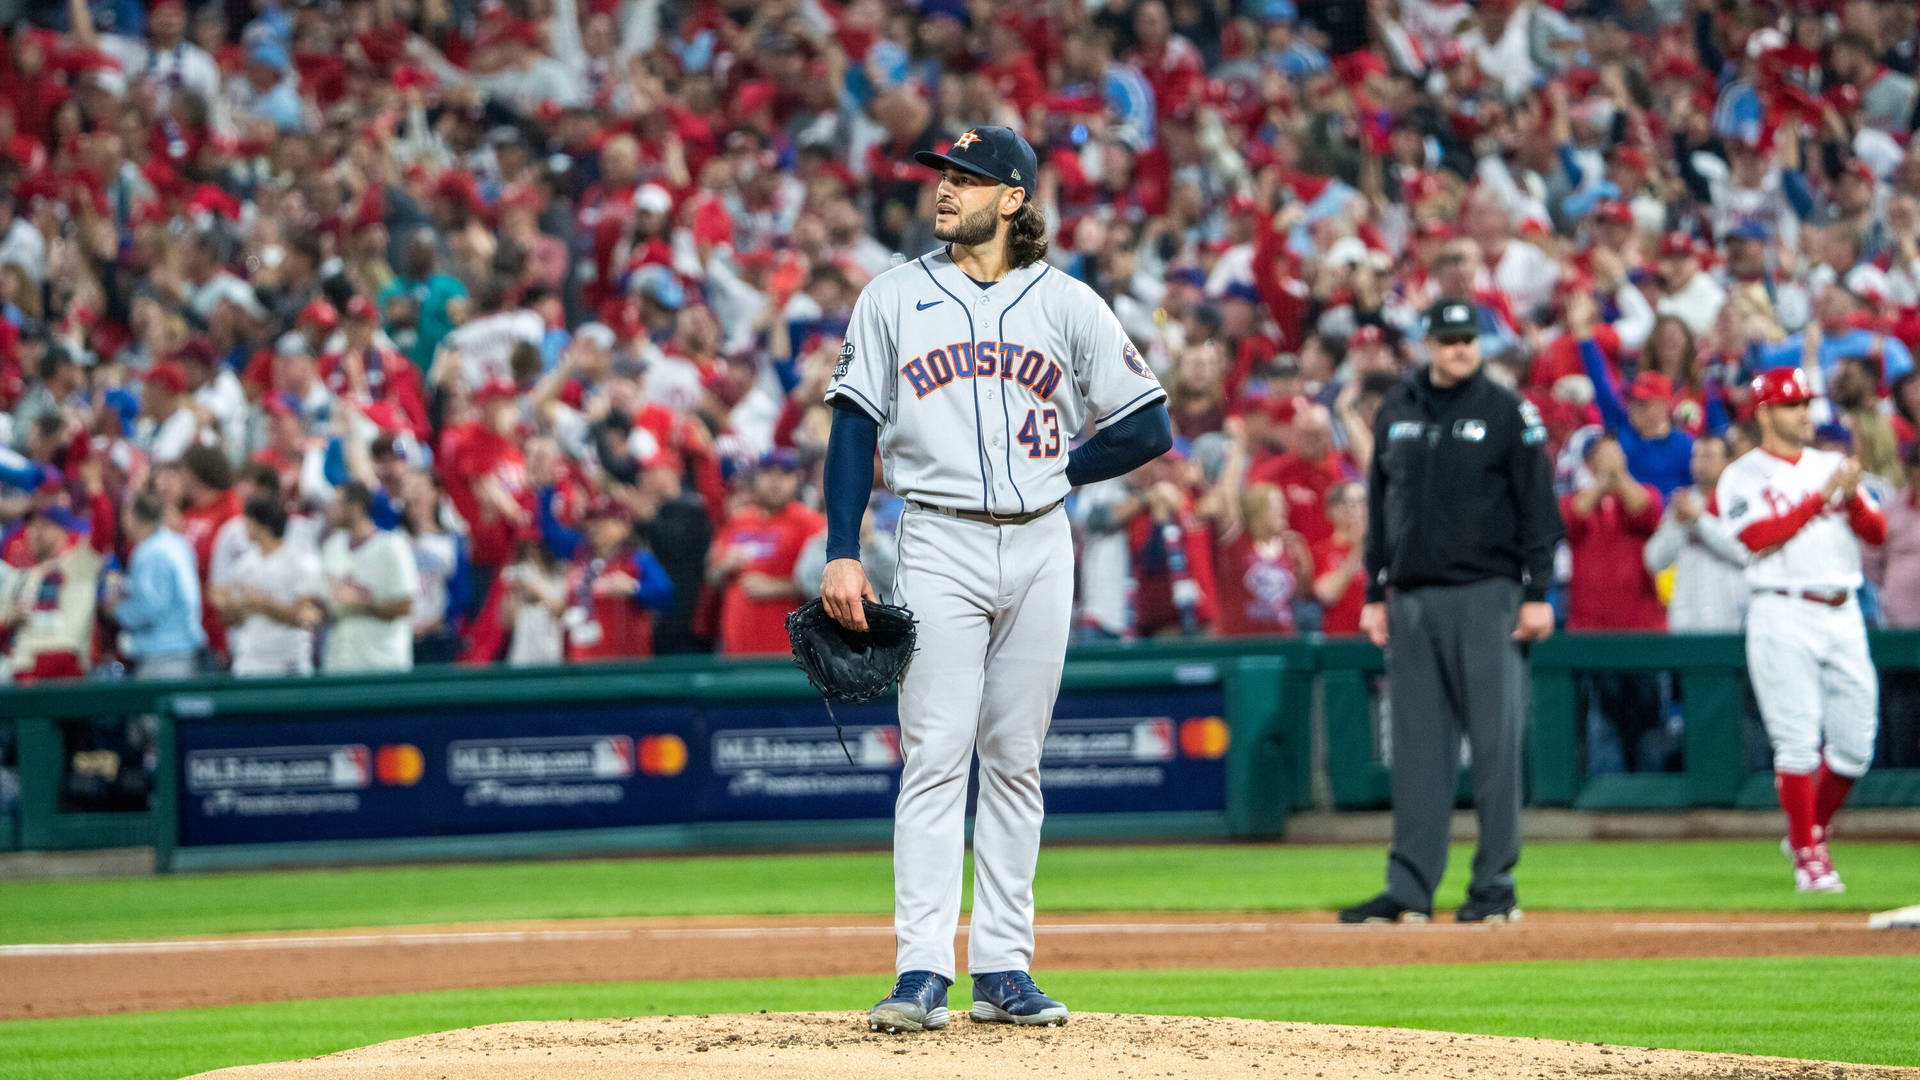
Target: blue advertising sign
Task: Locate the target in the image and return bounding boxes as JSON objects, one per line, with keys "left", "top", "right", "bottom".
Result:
{"left": 175, "top": 688, "right": 1229, "bottom": 847}
{"left": 177, "top": 704, "right": 699, "bottom": 847}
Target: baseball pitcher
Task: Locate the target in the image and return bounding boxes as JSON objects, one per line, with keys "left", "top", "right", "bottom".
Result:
{"left": 819, "top": 127, "right": 1173, "bottom": 1032}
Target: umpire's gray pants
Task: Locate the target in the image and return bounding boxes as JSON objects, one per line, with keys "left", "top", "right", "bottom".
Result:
{"left": 1383, "top": 578, "right": 1528, "bottom": 908}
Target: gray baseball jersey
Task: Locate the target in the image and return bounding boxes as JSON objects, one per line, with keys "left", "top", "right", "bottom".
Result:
{"left": 826, "top": 247, "right": 1166, "bottom": 513}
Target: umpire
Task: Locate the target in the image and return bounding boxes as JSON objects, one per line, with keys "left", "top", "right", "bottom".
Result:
{"left": 1338, "top": 299, "right": 1565, "bottom": 925}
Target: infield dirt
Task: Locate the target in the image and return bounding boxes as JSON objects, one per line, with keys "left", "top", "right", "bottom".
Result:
{"left": 181, "top": 1011, "right": 1920, "bottom": 1080}
{"left": 8, "top": 910, "right": 1918, "bottom": 1020}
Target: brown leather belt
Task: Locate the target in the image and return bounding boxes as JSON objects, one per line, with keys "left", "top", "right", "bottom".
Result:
{"left": 1769, "top": 588, "right": 1849, "bottom": 607}
{"left": 912, "top": 499, "right": 1064, "bottom": 526}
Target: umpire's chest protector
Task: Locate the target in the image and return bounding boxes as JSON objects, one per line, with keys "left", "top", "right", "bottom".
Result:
{"left": 825, "top": 248, "right": 1167, "bottom": 516}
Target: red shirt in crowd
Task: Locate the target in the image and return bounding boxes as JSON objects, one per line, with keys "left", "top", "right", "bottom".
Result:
{"left": 713, "top": 501, "right": 824, "bottom": 654}
{"left": 320, "top": 345, "right": 431, "bottom": 438}
{"left": 180, "top": 489, "right": 242, "bottom": 655}
{"left": 1127, "top": 499, "right": 1218, "bottom": 636}
{"left": 1311, "top": 535, "right": 1366, "bottom": 635}
{"left": 1561, "top": 485, "right": 1667, "bottom": 631}
{"left": 1212, "top": 531, "right": 1307, "bottom": 636}
{"left": 441, "top": 425, "right": 531, "bottom": 568}
{"left": 564, "top": 549, "right": 655, "bottom": 661}
{"left": 1246, "top": 451, "right": 1351, "bottom": 545}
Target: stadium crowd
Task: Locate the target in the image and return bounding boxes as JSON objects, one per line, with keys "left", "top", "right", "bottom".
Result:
{"left": 0, "top": 0, "right": 1917, "bottom": 742}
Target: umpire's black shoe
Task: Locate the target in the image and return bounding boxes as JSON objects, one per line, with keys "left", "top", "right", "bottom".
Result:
{"left": 1337, "top": 892, "right": 1432, "bottom": 924}
{"left": 1455, "top": 887, "right": 1522, "bottom": 924}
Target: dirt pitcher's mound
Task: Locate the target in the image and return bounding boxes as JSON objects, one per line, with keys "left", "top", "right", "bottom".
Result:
{"left": 183, "top": 1012, "right": 1920, "bottom": 1080}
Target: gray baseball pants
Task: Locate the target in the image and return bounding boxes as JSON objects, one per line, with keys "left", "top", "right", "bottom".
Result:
{"left": 1382, "top": 577, "right": 1528, "bottom": 909}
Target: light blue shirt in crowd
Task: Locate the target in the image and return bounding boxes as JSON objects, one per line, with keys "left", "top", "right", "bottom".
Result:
{"left": 117, "top": 528, "right": 206, "bottom": 659}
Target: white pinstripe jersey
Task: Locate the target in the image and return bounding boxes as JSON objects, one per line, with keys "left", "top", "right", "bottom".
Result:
{"left": 1716, "top": 446, "right": 1873, "bottom": 592}
{"left": 826, "top": 247, "right": 1165, "bottom": 515}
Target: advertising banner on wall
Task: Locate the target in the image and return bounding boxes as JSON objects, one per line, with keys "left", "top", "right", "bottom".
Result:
{"left": 175, "top": 688, "right": 1228, "bottom": 848}
{"left": 177, "top": 704, "right": 699, "bottom": 847}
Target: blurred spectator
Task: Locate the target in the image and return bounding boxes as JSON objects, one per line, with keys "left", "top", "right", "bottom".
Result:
{"left": 1865, "top": 443, "right": 1920, "bottom": 767}
{"left": 2, "top": 506, "right": 101, "bottom": 681}
{"left": 1212, "top": 481, "right": 1311, "bottom": 637}
{"left": 1572, "top": 295, "right": 1695, "bottom": 496}
{"left": 176, "top": 445, "right": 239, "bottom": 659}
{"left": 1312, "top": 480, "right": 1368, "bottom": 636}
{"left": 105, "top": 492, "right": 205, "bottom": 679}
{"left": 1247, "top": 401, "right": 1352, "bottom": 546}
{"left": 319, "top": 481, "right": 418, "bottom": 675}
{"left": 210, "top": 494, "right": 323, "bottom": 678}
{"left": 546, "top": 493, "right": 673, "bottom": 661}
{"left": 134, "top": 362, "right": 199, "bottom": 465}
{"left": 1644, "top": 435, "right": 1750, "bottom": 633}
{"left": 1127, "top": 450, "right": 1220, "bottom": 638}
{"left": 1563, "top": 435, "right": 1669, "bottom": 774}
{"left": 708, "top": 450, "right": 822, "bottom": 655}
{"left": 397, "top": 469, "right": 465, "bottom": 665}
{"left": 501, "top": 540, "right": 567, "bottom": 667}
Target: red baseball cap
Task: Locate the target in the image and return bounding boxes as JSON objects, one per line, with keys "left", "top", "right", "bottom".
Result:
{"left": 1594, "top": 199, "right": 1635, "bottom": 225}
{"left": 583, "top": 494, "right": 632, "bottom": 522}
{"left": 1657, "top": 231, "right": 1697, "bottom": 258}
{"left": 146, "top": 362, "right": 187, "bottom": 396}
{"left": 1750, "top": 367, "right": 1815, "bottom": 407}
{"left": 1609, "top": 145, "right": 1649, "bottom": 173}
{"left": 473, "top": 380, "right": 520, "bottom": 407}
{"left": 298, "top": 300, "right": 340, "bottom": 329}
{"left": 1627, "top": 371, "right": 1673, "bottom": 402}
{"left": 1350, "top": 325, "right": 1385, "bottom": 347}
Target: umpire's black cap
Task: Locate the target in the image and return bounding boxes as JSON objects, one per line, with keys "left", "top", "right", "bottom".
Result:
{"left": 1423, "top": 299, "right": 1479, "bottom": 343}
{"left": 915, "top": 127, "right": 1038, "bottom": 200}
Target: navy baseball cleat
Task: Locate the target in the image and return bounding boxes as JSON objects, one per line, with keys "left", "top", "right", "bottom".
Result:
{"left": 868, "top": 970, "right": 951, "bottom": 1033}
{"left": 969, "top": 970, "right": 1069, "bottom": 1026}
{"left": 1455, "top": 886, "right": 1522, "bottom": 924}
{"left": 1337, "top": 892, "right": 1432, "bottom": 924}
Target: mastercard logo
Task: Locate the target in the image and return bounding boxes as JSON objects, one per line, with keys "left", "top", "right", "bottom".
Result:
{"left": 637, "top": 734, "right": 688, "bottom": 777}
{"left": 1179, "top": 717, "right": 1230, "bottom": 760}
{"left": 375, "top": 743, "right": 425, "bottom": 786}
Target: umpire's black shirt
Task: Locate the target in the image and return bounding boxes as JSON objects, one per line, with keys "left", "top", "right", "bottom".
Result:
{"left": 1363, "top": 365, "right": 1564, "bottom": 603}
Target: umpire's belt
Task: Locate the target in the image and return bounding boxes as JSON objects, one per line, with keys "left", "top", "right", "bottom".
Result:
{"left": 912, "top": 499, "right": 1064, "bottom": 526}
{"left": 1764, "top": 588, "right": 1850, "bottom": 607}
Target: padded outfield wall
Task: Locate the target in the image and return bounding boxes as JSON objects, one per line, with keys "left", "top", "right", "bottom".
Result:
{"left": 2, "top": 633, "right": 1918, "bottom": 869}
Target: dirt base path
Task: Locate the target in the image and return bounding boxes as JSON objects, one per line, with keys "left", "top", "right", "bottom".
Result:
{"left": 9, "top": 910, "right": 1917, "bottom": 1021}
{"left": 182, "top": 1012, "right": 1920, "bottom": 1080}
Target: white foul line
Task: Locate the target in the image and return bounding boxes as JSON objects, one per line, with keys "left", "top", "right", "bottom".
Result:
{"left": 0, "top": 919, "right": 1863, "bottom": 958}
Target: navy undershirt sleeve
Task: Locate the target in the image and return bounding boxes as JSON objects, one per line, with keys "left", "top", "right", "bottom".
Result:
{"left": 824, "top": 402, "right": 880, "bottom": 562}
{"left": 1066, "top": 401, "right": 1173, "bottom": 486}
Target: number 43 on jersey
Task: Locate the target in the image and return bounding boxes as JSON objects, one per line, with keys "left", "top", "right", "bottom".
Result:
{"left": 1017, "top": 408, "right": 1060, "bottom": 459}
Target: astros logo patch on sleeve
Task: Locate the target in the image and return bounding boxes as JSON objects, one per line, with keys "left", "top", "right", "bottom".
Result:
{"left": 1123, "top": 341, "right": 1153, "bottom": 379}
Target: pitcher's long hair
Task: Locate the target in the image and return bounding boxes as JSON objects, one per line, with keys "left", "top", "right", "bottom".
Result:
{"left": 1007, "top": 201, "right": 1049, "bottom": 269}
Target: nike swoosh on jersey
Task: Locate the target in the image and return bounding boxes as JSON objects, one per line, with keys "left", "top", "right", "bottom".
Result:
{"left": 915, "top": 299, "right": 943, "bottom": 310}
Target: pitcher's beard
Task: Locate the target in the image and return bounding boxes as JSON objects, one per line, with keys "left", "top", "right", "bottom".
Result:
{"left": 934, "top": 205, "right": 998, "bottom": 245}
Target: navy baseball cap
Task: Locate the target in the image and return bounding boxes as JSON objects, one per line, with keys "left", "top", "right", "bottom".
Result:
{"left": 1423, "top": 299, "right": 1478, "bottom": 342}
{"left": 915, "top": 127, "right": 1038, "bottom": 199}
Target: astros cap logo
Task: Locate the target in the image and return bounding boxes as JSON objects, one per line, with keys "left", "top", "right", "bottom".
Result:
{"left": 954, "top": 130, "right": 980, "bottom": 149}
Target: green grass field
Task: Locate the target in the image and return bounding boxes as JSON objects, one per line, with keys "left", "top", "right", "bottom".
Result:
{"left": 2, "top": 958, "right": 1915, "bottom": 1080}
{"left": 4, "top": 840, "right": 1915, "bottom": 943}
{"left": 6, "top": 841, "right": 1918, "bottom": 1080}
